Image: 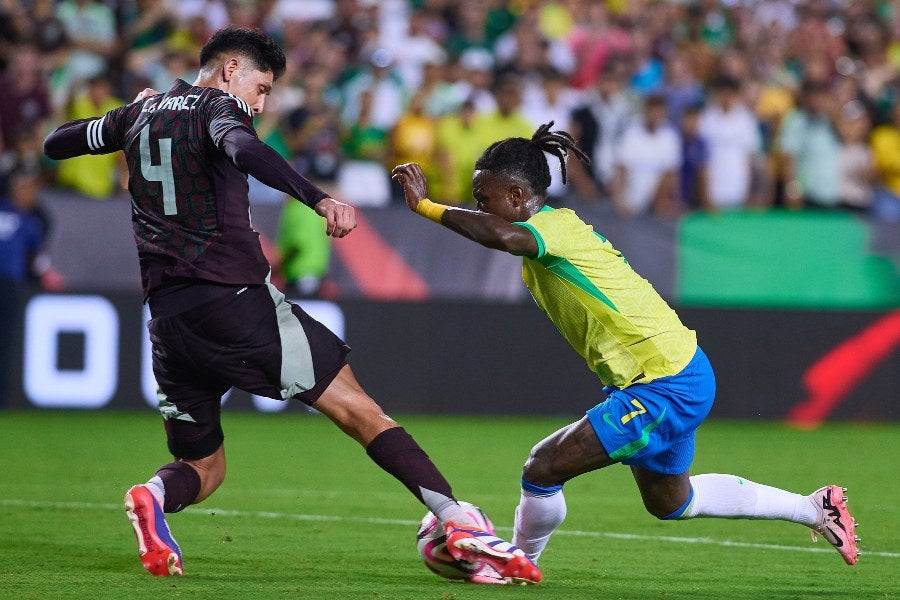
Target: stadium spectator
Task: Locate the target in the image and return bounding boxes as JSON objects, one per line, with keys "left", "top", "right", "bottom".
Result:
{"left": 0, "top": 44, "right": 53, "bottom": 152}
{"left": 276, "top": 197, "right": 332, "bottom": 299}
{"left": 453, "top": 47, "right": 498, "bottom": 114}
{"left": 568, "top": 59, "right": 635, "bottom": 200}
{"left": 0, "top": 129, "right": 47, "bottom": 197}
{"left": 338, "top": 87, "right": 391, "bottom": 206}
{"left": 16, "top": 0, "right": 897, "bottom": 225}
{"left": 339, "top": 46, "right": 406, "bottom": 132}
{"left": 389, "top": 7, "right": 446, "bottom": 92}
{"left": 658, "top": 52, "right": 705, "bottom": 126}
{"left": 434, "top": 98, "right": 480, "bottom": 204}
{"left": 870, "top": 101, "right": 900, "bottom": 221}
{"left": 392, "top": 123, "right": 860, "bottom": 575}
{"left": 121, "top": 0, "right": 178, "bottom": 78}
{"left": 167, "top": 0, "right": 229, "bottom": 36}
{"left": 53, "top": 75, "right": 124, "bottom": 199}
{"left": 698, "top": 75, "right": 762, "bottom": 211}
{"left": 678, "top": 103, "right": 712, "bottom": 211}
{"left": 567, "top": 2, "right": 632, "bottom": 90}
{"left": 15, "top": 0, "right": 69, "bottom": 73}
{"left": 777, "top": 80, "right": 842, "bottom": 209}
{"left": 43, "top": 25, "right": 540, "bottom": 585}
{"left": 835, "top": 100, "right": 875, "bottom": 213}
{"left": 280, "top": 67, "right": 342, "bottom": 185}
{"left": 417, "top": 51, "right": 462, "bottom": 118}
{"left": 444, "top": 0, "right": 514, "bottom": 58}
{"left": 55, "top": 0, "right": 117, "bottom": 102}
{"left": 0, "top": 170, "right": 52, "bottom": 405}
{"left": 470, "top": 73, "right": 534, "bottom": 180}
{"left": 520, "top": 67, "right": 583, "bottom": 201}
{"left": 627, "top": 28, "right": 665, "bottom": 96}
{"left": 611, "top": 94, "right": 682, "bottom": 218}
{"left": 388, "top": 90, "right": 439, "bottom": 203}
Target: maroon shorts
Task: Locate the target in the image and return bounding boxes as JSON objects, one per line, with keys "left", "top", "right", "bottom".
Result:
{"left": 147, "top": 281, "right": 350, "bottom": 459}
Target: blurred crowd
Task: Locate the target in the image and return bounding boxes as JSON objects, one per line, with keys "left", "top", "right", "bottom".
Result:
{"left": 3, "top": 0, "right": 900, "bottom": 293}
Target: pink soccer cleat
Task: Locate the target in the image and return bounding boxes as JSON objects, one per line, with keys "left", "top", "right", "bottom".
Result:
{"left": 444, "top": 521, "right": 542, "bottom": 584}
{"left": 809, "top": 485, "right": 860, "bottom": 565}
{"left": 124, "top": 485, "right": 184, "bottom": 576}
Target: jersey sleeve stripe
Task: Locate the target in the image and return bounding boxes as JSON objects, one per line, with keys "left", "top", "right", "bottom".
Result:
{"left": 86, "top": 116, "right": 106, "bottom": 151}
{"left": 95, "top": 115, "right": 106, "bottom": 148}
{"left": 87, "top": 119, "right": 97, "bottom": 150}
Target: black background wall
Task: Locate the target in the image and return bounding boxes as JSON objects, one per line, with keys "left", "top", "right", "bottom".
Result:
{"left": 4, "top": 292, "right": 897, "bottom": 422}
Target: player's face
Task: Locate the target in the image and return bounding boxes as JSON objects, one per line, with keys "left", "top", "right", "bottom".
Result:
{"left": 472, "top": 170, "right": 528, "bottom": 222}
{"left": 229, "top": 67, "right": 274, "bottom": 114}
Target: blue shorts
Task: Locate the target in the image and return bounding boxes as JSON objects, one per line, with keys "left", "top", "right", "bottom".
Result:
{"left": 586, "top": 347, "right": 715, "bottom": 475}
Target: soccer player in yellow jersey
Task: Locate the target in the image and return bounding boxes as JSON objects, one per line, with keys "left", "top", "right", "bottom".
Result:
{"left": 391, "top": 122, "right": 860, "bottom": 572}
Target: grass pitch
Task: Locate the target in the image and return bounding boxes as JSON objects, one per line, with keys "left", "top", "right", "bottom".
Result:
{"left": 0, "top": 411, "right": 897, "bottom": 599}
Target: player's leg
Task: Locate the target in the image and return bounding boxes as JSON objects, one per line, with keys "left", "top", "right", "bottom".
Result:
{"left": 638, "top": 466, "right": 860, "bottom": 564}
{"left": 125, "top": 293, "right": 235, "bottom": 576}
{"left": 312, "top": 364, "right": 541, "bottom": 583}
{"left": 124, "top": 445, "right": 225, "bottom": 577}
{"left": 513, "top": 416, "right": 615, "bottom": 563}
{"left": 255, "top": 285, "right": 538, "bottom": 582}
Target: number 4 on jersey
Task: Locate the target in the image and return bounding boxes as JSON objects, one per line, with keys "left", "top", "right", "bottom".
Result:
{"left": 139, "top": 124, "right": 177, "bottom": 215}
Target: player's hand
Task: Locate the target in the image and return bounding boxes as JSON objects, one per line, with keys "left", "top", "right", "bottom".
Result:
{"left": 315, "top": 197, "right": 357, "bottom": 238}
{"left": 133, "top": 88, "right": 160, "bottom": 102}
{"left": 390, "top": 163, "right": 428, "bottom": 212}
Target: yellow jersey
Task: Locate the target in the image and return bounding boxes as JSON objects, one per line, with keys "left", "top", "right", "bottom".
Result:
{"left": 516, "top": 206, "right": 697, "bottom": 387}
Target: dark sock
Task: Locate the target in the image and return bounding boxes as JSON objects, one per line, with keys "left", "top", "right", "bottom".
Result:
{"left": 157, "top": 461, "right": 202, "bottom": 513}
{"left": 365, "top": 427, "right": 454, "bottom": 503}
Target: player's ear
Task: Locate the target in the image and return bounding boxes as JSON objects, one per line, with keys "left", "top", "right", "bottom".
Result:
{"left": 222, "top": 58, "right": 240, "bottom": 82}
{"left": 509, "top": 184, "right": 525, "bottom": 206}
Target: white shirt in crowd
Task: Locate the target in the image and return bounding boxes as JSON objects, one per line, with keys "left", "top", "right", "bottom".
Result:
{"left": 615, "top": 120, "right": 682, "bottom": 215}
{"left": 699, "top": 103, "right": 761, "bottom": 209}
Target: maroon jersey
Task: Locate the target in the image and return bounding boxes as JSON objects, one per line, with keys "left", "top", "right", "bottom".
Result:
{"left": 45, "top": 79, "right": 329, "bottom": 297}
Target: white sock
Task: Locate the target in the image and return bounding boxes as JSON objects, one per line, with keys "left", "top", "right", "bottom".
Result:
{"left": 421, "top": 489, "right": 478, "bottom": 527}
{"left": 685, "top": 473, "right": 818, "bottom": 526}
{"left": 436, "top": 502, "right": 478, "bottom": 527}
{"left": 512, "top": 489, "right": 567, "bottom": 564}
{"left": 146, "top": 476, "right": 166, "bottom": 508}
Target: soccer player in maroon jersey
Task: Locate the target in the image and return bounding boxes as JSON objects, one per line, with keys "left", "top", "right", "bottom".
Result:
{"left": 43, "top": 27, "right": 539, "bottom": 584}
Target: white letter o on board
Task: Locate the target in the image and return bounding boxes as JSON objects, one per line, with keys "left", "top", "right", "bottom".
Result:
{"left": 23, "top": 295, "right": 119, "bottom": 408}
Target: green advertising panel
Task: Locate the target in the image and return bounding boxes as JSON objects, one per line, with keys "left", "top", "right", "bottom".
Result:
{"left": 678, "top": 210, "right": 899, "bottom": 309}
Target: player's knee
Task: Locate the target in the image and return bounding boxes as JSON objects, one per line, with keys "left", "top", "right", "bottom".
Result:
{"left": 521, "top": 441, "right": 562, "bottom": 488}
{"left": 646, "top": 501, "right": 672, "bottom": 520}
{"left": 642, "top": 495, "right": 686, "bottom": 520}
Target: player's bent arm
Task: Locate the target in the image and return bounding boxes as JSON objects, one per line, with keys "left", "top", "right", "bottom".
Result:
{"left": 221, "top": 127, "right": 329, "bottom": 209}
{"left": 43, "top": 118, "right": 100, "bottom": 160}
{"left": 440, "top": 208, "right": 539, "bottom": 257}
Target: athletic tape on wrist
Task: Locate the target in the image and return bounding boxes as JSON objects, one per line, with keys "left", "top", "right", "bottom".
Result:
{"left": 415, "top": 198, "right": 448, "bottom": 223}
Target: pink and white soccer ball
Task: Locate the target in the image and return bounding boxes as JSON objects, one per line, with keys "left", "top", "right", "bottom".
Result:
{"left": 416, "top": 501, "right": 501, "bottom": 581}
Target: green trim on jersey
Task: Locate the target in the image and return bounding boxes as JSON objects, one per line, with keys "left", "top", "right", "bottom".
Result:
{"left": 515, "top": 208, "right": 617, "bottom": 311}
{"left": 517, "top": 205, "right": 697, "bottom": 388}
{"left": 536, "top": 254, "right": 619, "bottom": 312}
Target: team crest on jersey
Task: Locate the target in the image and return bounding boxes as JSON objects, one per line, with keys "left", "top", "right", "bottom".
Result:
{"left": 227, "top": 94, "right": 253, "bottom": 116}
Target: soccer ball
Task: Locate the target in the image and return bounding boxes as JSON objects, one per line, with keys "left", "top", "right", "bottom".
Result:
{"left": 416, "top": 501, "right": 501, "bottom": 581}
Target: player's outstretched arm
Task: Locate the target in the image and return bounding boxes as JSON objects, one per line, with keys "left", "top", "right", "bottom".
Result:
{"left": 391, "top": 162, "right": 537, "bottom": 257}
{"left": 43, "top": 118, "right": 102, "bottom": 160}
{"left": 222, "top": 127, "right": 355, "bottom": 237}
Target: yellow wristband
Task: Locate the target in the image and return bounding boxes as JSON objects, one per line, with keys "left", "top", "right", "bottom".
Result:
{"left": 415, "top": 198, "right": 448, "bottom": 223}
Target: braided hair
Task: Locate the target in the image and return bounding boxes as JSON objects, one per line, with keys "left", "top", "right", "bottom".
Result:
{"left": 473, "top": 121, "right": 590, "bottom": 196}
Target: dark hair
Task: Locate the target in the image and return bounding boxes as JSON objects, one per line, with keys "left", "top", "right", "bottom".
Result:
{"left": 199, "top": 27, "right": 286, "bottom": 80}
{"left": 708, "top": 74, "right": 740, "bottom": 91}
{"left": 474, "top": 121, "right": 590, "bottom": 193}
